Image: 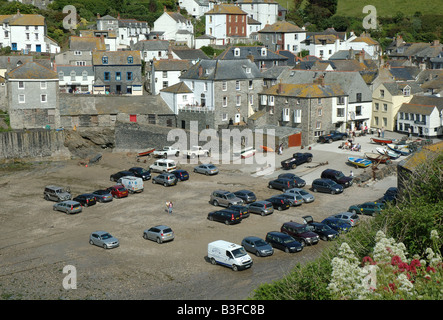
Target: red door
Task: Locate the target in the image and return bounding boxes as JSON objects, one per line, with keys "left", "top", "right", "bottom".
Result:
{"left": 129, "top": 114, "right": 137, "bottom": 122}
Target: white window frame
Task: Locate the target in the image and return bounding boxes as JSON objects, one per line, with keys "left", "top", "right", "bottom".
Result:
{"left": 41, "top": 94, "right": 47, "bottom": 103}
{"left": 18, "top": 81, "right": 25, "bottom": 89}
{"left": 18, "top": 94, "right": 25, "bottom": 103}
{"left": 40, "top": 81, "right": 47, "bottom": 89}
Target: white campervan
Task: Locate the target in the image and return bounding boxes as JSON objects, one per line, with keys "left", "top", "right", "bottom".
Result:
{"left": 149, "top": 159, "right": 177, "bottom": 173}
{"left": 207, "top": 240, "right": 253, "bottom": 271}
{"left": 117, "top": 176, "right": 144, "bottom": 193}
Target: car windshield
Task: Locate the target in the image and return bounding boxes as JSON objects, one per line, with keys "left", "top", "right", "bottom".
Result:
{"left": 335, "top": 172, "right": 345, "bottom": 179}
{"left": 283, "top": 236, "right": 296, "bottom": 244}
{"left": 254, "top": 239, "right": 268, "bottom": 247}
{"left": 299, "top": 190, "right": 309, "bottom": 196}
{"left": 163, "top": 228, "right": 172, "bottom": 233}
{"left": 295, "top": 226, "right": 308, "bottom": 233}
{"left": 231, "top": 247, "right": 247, "bottom": 258}
{"left": 207, "top": 165, "right": 216, "bottom": 169}
{"left": 319, "top": 225, "right": 332, "bottom": 231}
{"left": 226, "top": 193, "right": 236, "bottom": 199}
{"left": 101, "top": 233, "right": 112, "bottom": 240}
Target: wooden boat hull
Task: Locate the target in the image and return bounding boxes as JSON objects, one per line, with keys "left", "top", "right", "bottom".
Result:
{"left": 137, "top": 148, "right": 156, "bottom": 157}
{"left": 348, "top": 157, "right": 372, "bottom": 168}
{"left": 364, "top": 152, "right": 391, "bottom": 164}
{"left": 376, "top": 147, "right": 401, "bottom": 159}
{"left": 371, "top": 137, "right": 394, "bottom": 145}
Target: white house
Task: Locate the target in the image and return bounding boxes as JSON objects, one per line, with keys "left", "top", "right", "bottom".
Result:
{"left": 177, "top": 0, "right": 210, "bottom": 18}
{"left": 236, "top": 0, "right": 279, "bottom": 27}
{"left": 160, "top": 81, "right": 194, "bottom": 114}
{"left": 0, "top": 11, "right": 60, "bottom": 53}
{"left": 132, "top": 40, "right": 170, "bottom": 63}
{"left": 149, "top": 59, "right": 192, "bottom": 95}
{"left": 258, "top": 21, "right": 306, "bottom": 53}
{"left": 344, "top": 32, "right": 381, "bottom": 59}
{"left": 153, "top": 10, "right": 194, "bottom": 48}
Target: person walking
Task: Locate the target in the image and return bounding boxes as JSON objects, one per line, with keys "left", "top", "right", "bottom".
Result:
{"left": 168, "top": 201, "right": 173, "bottom": 215}
{"left": 377, "top": 128, "right": 381, "bottom": 137}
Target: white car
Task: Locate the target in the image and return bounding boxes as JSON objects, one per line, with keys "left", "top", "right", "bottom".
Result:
{"left": 285, "top": 188, "right": 315, "bottom": 203}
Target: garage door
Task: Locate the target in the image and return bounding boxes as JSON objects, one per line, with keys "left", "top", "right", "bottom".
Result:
{"left": 288, "top": 133, "right": 302, "bottom": 147}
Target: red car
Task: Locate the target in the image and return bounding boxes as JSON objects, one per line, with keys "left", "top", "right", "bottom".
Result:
{"left": 106, "top": 185, "right": 129, "bottom": 198}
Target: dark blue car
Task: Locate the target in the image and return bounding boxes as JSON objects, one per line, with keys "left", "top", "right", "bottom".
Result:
{"left": 321, "top": 218, "right": 352, "bottom": 233}
{"left": 171, "top": 169, "right": 189, "bottom": 181}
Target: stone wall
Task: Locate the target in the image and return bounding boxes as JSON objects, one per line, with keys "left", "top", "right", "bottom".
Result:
{"left": 0, "top": 129, "right": 70, "bottom": 161}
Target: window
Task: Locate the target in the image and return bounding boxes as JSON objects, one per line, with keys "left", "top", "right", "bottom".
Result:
{"left": 316, "top": 121, "right": 322, "bottom": 130}
{"left": 383, "top": 118, "right": 387, "bottom": 127}
{"left": 82, "top": 71, "right": 88, "bottom": 81}
{"left": 248, "top": 80, "right": 253, "bottom": 89}
{"left": 162, "top": 71, "right": 167, "bottom": 78}
{"left": 41, "top": 94, "right": 47, "bottom": 102}
{"left": 380, "top": 89, "right": 384, "bottom": 98}
{"left": 356, "top": 93, "right": 362, "bottom": 102}
{"left": 403, "top": 86, "right": 410, "bottom": 96}
{"left": 59, "top": 71, "right": 64, "bottom": 81}
{"left": 356, "top": 106, "right": 362, "bottom": 116}
{"left": 102, "top": 56, "right": 108, "bottom": 64}
{"left": 236, "top": 81, "right": 240, "bottom": 90}
{"left": 115, "top": 72, "right": 121, "bottom": 81}
{"left": 40, "top": 81, "right": 47, "bottom": 89}
{"left": 19, "top": 94, "right": 25, "bottom": 103}
{"left": 104, "top": 72, "right": 110, "bottom": 81}
{"left": 234, "top": 48, "right": 240, "bottom": 57}
{"left": 223, "top": 97, "right": 227, "bottom": 107}
{"left": 127, "top": 72, "right": 133, "bottom": 80}
{"left": 35, "top": 34, "right": 38, "bottom": 40}
{"left": 249, "top": 94, "right": 253, "bottom": 106}
{"left": 74, "top": 51, "right": 82, "bottom": 55}
{"left": 222, "top": 113, "right": 228, "bottom": 121}
{"left": 26, "top": 33, "right": 30, "bottom": 40}
{"left": 76, "top": 61, "right": 86, "bottom": 66}
{"left": 337, "top": 108, "right": 345, "bottom": 117}
{"left": 283, "top": 108, "right": 290, "bottom": 121}
{"left": 399, "top": 112, "right": 404, "bottom": 120}
{"left": 204, "top": 82, "right": 208, "bottom": 91}
{"left": 4, "top": 31, "right": 8, "bottom": 38}
{"left": 236, "top": 95, "right": 241, "bottom": 106}
{"left": 18, "top": 81, "right": 24, "bottom": 89}
{"left": 70, "top": 71, "right": 76, "bottom": 81}
{"left": 405, "top": 113, "right": 409, "bottom": 120}
{"left": 127, "top": 56, "right": 133, "bottom": 64}
{"left": 162, "top": 81, "right": 168, "bottom": 88}
{"left": 318, "top": 98, "right": 322, "bottom": 104}
{"left": 317, "top": 108, "right": 322, "bottom": 116}
{"left": 294, "top": 109, "right": 302, "bottom": 123}
{"left": 222, "top": 81, "right": 227, "bottom": 91}
{"left": 383, "top": 103, "right": 388, "bottom": 112}
{"left": 374, "top": 103, "right": 379, "bottom": 111}
{"left": 148, "top": 114, "right": 156, "bottom": 124}
{"left": 337, "top": 96, "right": 345, "bottom": 105}
{"left": 375, "top": 116, "right": 379, "bottom": 126}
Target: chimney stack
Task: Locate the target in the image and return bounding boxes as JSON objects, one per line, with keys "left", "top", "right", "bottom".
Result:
{"left": 97, "top": 13, "right": 100, "bottom": 19}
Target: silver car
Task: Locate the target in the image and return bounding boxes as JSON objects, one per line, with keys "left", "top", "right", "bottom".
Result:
{"left": 329, "top": 212, "right": 360, "bottom": 227}
{"left": 210, "top": 190, "right": 244, "bottom": 207}
{"left": 92, "top": 190, "right": 113, "bottom": 203}
{"left": 53, "top": 200, "right": 82, "bottom": 214}
{"left": 285, "top": 188, "right": 315, "bottom": 203}
{"left": 89, "top": 231, "right": 119, "bottom": 249}
{"left": 273, "top": 193, "right": 303, "bottom": 206}
{"left": 247, "top": 200, "right": 274, "bottom": 216}
{"left": 241, "top": 236, "right": 274, "bottom": 257}
{"left": 143, "top": 225, "right": 175, "bottom": 244}
{"left": 193, "top": 164, "right": 219, "bottom": 175}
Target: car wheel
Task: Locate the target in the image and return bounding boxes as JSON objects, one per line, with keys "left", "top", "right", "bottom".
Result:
{"left": 89, "top": 240, "right": 94, "bottom": 245}
{"left": 300, "top": 240, "right": 306, "bottom": 247}
{"left": 292, "top": 164, "right": 297, "bottom": 169}
{"left": 210, "top": 258, "right": 217, "bottom": 265}
{"left": 205, "top": 171, "right": 209, "bottom": 176}
{"left": 213, "top": 200, "right": 219, "bottom": 206}
{"left": 307, "top": 157, "right": 312, "bottom": 163}
{"left": 53, "top": 206, "right": 57, "bottom": 211}
{"left": 224, "top": 220, "right": 229, "bottom": 225}
{"left": 282, "top": 188, "right": 286, "bottom": 192}
{"left": 285, "top": 247, "right": 290, "bottom": 253}
{"left": 205, "top": 152, "right": 209, "bottom": 157}
{"left": 232, "top": 264, "right": 238, "bottom": 271}
{"left": 152, "top": 179, "right": 156, "bottom": 184}
{"left": 330, "top": 190, "right": 335, "bottom": 195}
{"left": 278, "top": 206, "right": 283, "bottom": 211}
{"left": 103, "top": 244, "right": 107, "bottom": 249}
{"left": 209, "top": 216, "right": 214, "bottom": 221}
{"left": 191, "top": 154, "right": 196, "bottom": 159}
{"left": 351, "top": 209, "right": 357, "bottom": 214}
{"left": 164, "top": 182, "right": 168, "bottom": 187}
{"left": 260, "top": 212, "right": 265, "bottom": 216}
{"left": 313, "top": 188, "right": 317, "bottom": 192}
{"left": 268, "top": 184, "right": 273, "bottom": 189}
{"left": 156, "top": 237, "right": 162, "bottom": 244}
{"left": 143, "top": 233, "right": 148, "bottom": 239}
{"left": 175, "top": 152, "right": 180, "bottom": 157}
{"left": 255, "top": 251, "right": 261, "bottom": 257}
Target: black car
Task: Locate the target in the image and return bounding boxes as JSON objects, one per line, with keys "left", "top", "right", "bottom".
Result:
{"left": 207, "top": 209, "right": 242, "bottom": 225}
{"left": 277, "top": 173, "right": 306, "bottom": 188}
{"left": 321, "top": 218, "right": 352, "bottom": 233}
{"left": 171, "top": 169, "right": 189, "bottom": 181}
{"left": 265, "top": 196, "right": 290, "bottom": 211}
{"left": 128, "top": 167, "right": 151, "bottom": 180}
{"left": 380, "top": 187, "right": 398, "bottom": 204}
{"left": 233, "top": 190, "right": 257, "bottom": 203}
{"left": 311, "top": 178, "right": 344, "bottom": 194}
{"left": 268, "top": 178, "right": 297, "bottom": 192}
{"left": 265, "top": 231, "right": 303, "bottom": 253}
{"left": 73, "top": 193, "right": 97, "bottom": 207}
{"left": 321, "top": 169, "right": 353, "bottom": 188}
{"left": 226, "top": 204, "right": 250, "bottom": 218}
{"left": 110, "top": 170, "right": 135, "bottom": 182}
{"left": 305, "top": 222, "right": 339, "bottom": 241}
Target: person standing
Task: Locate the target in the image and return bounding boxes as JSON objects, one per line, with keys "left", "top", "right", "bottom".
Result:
{"left": 408, "top": 127, "right": 412, "bottom": 138}
{"left": 377, "top": 128, "right": 381, "bottom": 137}
{"left": 168, "top": 201, "right": 173, "bottom": 215}
{"left": 381, "top": 127, "right": 385, "bottom": 138}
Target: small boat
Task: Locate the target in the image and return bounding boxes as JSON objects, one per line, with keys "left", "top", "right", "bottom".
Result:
{"left": 364, "top": 152, "right": 391, "bottom": 164}
{"left": 260, "top": 145, "right": 274, "bottom": 153}
{"left": 348, "top": 157, "right": 372, "bottom": 168}
{"left": 137, "top": 148, "right": 156, "bottom": 157}
{"left": 387, "top": 143, "right": 411, "bottom": 156}
{"left": 370, "top": 137, "right": 395, "bottom": 145}
{"left": 376, "top": 147, "right": 401, "bottom": 160}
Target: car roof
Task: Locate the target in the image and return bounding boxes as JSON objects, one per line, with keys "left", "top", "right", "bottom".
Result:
{"left": 153, "top": 225, "right": 171, "bottom": 229}
{"left": 253, "top": 200, "right": 271, "bottom": 204}
{"left": 243, "top": 236, "right": 263, "bottom": 241}
{"left": 283, "top": 221, "right": 304, "bottom": 227}
{"left": 59, "top": 200, "right": 80, "bottom": 204}
{"left": 93, "top": 231, "right": 110, "bottom": 235}
{"left": 267, "top": 231, "right": 290, "bottom": 237}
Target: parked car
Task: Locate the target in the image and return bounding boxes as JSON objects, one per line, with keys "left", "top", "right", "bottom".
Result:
{"left": 285, "top": 188, "right": 315, "bottom": 203}
{"left": 247, "top": 200, "right": 274, "bottom": 216}
{"left": 348, "top": 201, "right": 385, "bottom": 216}
{"left": 265, "top": 231, "right": 303, "bottom": 253}
{"left": 321, "top": 169, "right": 353, "bottom": 188}
{"left": 265, "top": 196, "right": 290, "bottom": 211}
{"left": 268, "top": 178, "right": 297, "bottom": 192}
{"left": 89, "top": 231, "right": 119, "bottom": 249}
{"left": 277, "top": 173, "right": 306, "bottom": 188}
{"left": 53, "top": 200, "right": 82, "bottom": 214}
{"left": 143, "top": 225, "right": 175, "bottom": 244}
{"left": 226, "top": 204, "right": 250, "bottom": 219}
{"left": 306, "top": 222, "right": 340, "bottom": 241}
{"left": 233, "top": 190, "right": 257, "bottom": 204}
{"left": 208, "top": 209, "right": 242, "bottom": 225}
{"left": 272, "top": 193, "right": 303, "bottom": 206}
{"left": 118, "top": 176, "right": 144, "bottom": 193}
{"left": 302, "top": 216, "right": 340, "bottom": 241}
{"left": 149, "top": 159, "right": 177, "bottom": 173}
{"left": 329, "top": 212, "right": 360, "bottom": 227}
{"left": 110, "top": 170, "right": 135, "bottom": 182}
{"left": 106, "top": 185, "right": 129, "bottom": 199}
{"left": 152, "top": 173, "right": 177, "bottom": 187}
{"left": 153, "top": 146, "right": 180, "bottom": 158}
{"left": 92, "top": 190, "right": 113, "bottom": 203}
{"left": 281, "top": 221, "right": 320, "bottom": 246}
{"left": 241, "top": 236, "right": 274, "bottom": 257}
{"left": 380, "top": 187, "right": 398, "bottom": 204}
{"left": 321, "top": 218, "right": 352, "bottom": 233}
{"left": 194, "top": 164, "right": 219, "bottom": 175}
{"left": 281, "top": 152, "right": 313, "bottom": 170}
{"left": 318, "top": 130, "right": 348, "bottom": 143}
{"left": 128, "top": 167, "right": 151, "bottom": 180}
{"left": 311, "top": 178, "right": 344, "bottom": 194}
{"left": 207, "top": 240, "right": 253, "bottom": 271}
{"left": 210, "top": 190, "right": 244, "bottom": 207}
{"left": 44, "top": 185, "right": 72, "bottom": 202}
{"left": 73, "top": 193, "right": 97, "bottom": 207}
{"left": 171, "top": 169, "right": 189, "bottom": 181}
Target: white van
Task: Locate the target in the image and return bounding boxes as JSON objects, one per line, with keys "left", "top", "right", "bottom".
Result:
{"left": 117, "top": 176, "right": 144, "bottom": 194}
{"left": 207, "top": 240, "right": 253, "bottom": 271}
{"left": 149, "top": 159, "right": 177, "bottom": 173}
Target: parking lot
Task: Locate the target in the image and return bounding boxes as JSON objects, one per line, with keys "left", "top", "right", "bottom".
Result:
{"left": 0, "top": 131, "right": 400, "bottom": 300}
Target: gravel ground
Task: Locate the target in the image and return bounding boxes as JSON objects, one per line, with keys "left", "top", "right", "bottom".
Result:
{"left": 0, "top": 131, "right": 403, "bottom": 300}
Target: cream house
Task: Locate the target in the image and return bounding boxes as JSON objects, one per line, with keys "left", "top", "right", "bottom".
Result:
{"left": 371, "top": 82, "right": 423, "bottom": 131}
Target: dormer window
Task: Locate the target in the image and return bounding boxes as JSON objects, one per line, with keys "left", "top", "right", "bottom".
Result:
{"left": 403, "top": 86, "right": 410, "bottom": 96}
{"left": 127, "top": 56, "right": 133, "bottom": 64}
{"left": 102, "top": 56, "right": 108, "bottom": 64}
{"left": 234, "top": 48, "right": 240, "bottom": 57}
{"left": 261, "top": 48, "right": 267, "bottom": 56}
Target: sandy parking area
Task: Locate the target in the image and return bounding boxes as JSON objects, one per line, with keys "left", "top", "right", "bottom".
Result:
{"left": 0, "top": 132, "right": 399, "bottom": 300}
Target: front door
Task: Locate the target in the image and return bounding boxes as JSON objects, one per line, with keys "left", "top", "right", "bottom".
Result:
{"left": 11, "top": 43, "right": 17, "bottom": 51}
{"left": 36, "top": 44, "right": 41, "bottom": 52}
{"left": 234, "top": 113, "right": 241, "bottom": 123}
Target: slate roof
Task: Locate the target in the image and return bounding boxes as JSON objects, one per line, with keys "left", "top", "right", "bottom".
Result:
{"left": 6, "top": 61, "right": 58, "bottom": 80}
{"left": 381, "top": 82, "right": 423, "bottom": 96}
{"left": 0, "top": 13, "right": 45, "bottom": 26}
{"left": 216, "top": 46, "right": 288, "bottom": 62}
{"left": 166, "top": 12, "right": 191, "bottom": 23}
{"left": 69, "top": 36, "right": 106, "bottom": 51}
{"left": 206, "top": 4, "right": 247, "bottom": 15}
{"left": 262, "top": 82, "right": 346, "bottom": 98}
{"left": 132, "top": 40, "right": 170, "bottom": 51}
{"left": 258, "top": 21, "right": 303, "bottom": 33}
{"left": 160, "top": 81, "right": 192, "bottom": 93}
{"left": 153, "top": 59, "right": 191, "bottom": 71}
{"left": 387, "top": 66, "right": 420, "bottom": 81}
{"left": 399, "top": 95, "right": 443, "bottom": 115}
{"left": 180, "top": 59, "right": 262, "bottom": 81}
{"left": 92, "top": 51, "right": 141, "bottom": 65}
{"left": 171, "top": 47, "right": 208, "bottom": 60}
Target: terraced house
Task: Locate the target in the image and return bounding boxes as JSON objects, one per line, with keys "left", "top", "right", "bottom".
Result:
{"left": 92, "top": 51, "right": 143, "bottom": 95}
{"left": 205, "top": 4, "right": 248, "bottom": 45}
{"left": 6, "top": 61, "right": 60, "bottom": 129}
